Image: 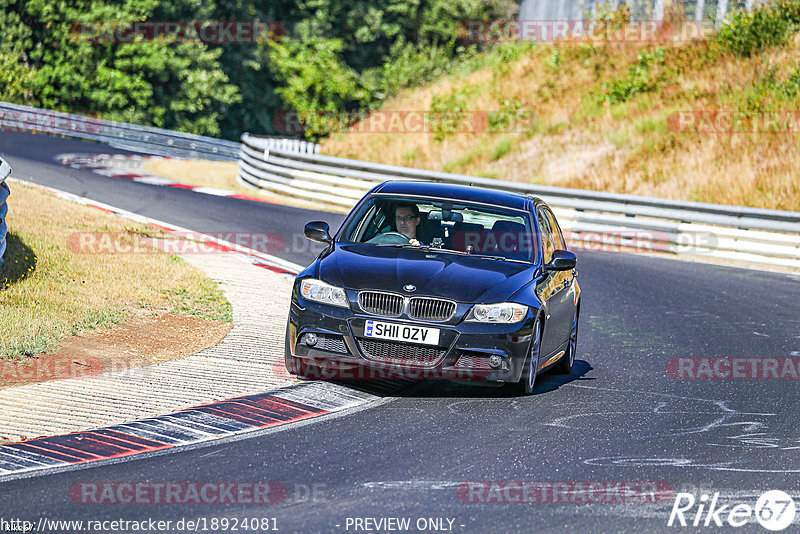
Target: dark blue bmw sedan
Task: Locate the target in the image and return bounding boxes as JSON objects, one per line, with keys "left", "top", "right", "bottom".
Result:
{"left": 285, "top": 181, "right": 580, "bottom": 395}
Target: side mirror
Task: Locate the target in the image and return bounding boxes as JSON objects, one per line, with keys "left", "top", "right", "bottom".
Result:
{"left": 545, "top": 250, "right": 577, "bottom": 272}
{"left": 427, "top": 210, "right": 463, "bottom": 223}
{"left": 304, "top": 221, "right": 332, "bottom": 244}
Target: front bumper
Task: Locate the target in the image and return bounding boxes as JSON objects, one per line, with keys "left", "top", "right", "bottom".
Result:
{"left": 286, "top": 299, "right": 535, "bottom": 383}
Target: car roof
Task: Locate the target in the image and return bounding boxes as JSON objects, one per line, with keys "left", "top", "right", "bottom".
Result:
{"left": 372, "top": 181, "right": 535, "bottom": 210}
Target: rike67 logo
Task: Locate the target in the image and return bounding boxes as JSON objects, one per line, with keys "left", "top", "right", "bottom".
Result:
{"left": 668, "top": 490, "right": 796, "bottom": 531}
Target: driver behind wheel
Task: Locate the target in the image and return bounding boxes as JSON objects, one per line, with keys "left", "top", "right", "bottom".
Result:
{"left": 394, "top": 203, "right": 422, "bottom": 245}
{"left": 366, "top": 202, "right": 424, "bottom": 245}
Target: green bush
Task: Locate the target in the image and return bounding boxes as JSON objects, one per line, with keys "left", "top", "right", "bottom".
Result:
{"left": 0, "top": 52, "right": 33, "bottom": 103}
{"left": 717, "top": 0, "right": 800, "bottom": 57}
{"left": 491, "top": 136, "right": 514, "bottom": 160}
{"left": 544, "top": 49, "right": 563, "bottom": 71}
{"left": 600, "top": 47, "right": 666, "bottom": 104}
{"left": 488, "top": 97, "right": 526, "bottom": 132}
{"left": 777, "top": 65, "right": 800, "bottom": 97}
{"left": 266, "top": 35, "right": 370, "bottom": 140}
{"left": 428, "top": 86, "right": 472, "bottom": 143}
{"left": 378, "top": 43, "right": 469, "bottom": 96}
{"left": 734, "top": 62, "right": 800, "bottom": 112}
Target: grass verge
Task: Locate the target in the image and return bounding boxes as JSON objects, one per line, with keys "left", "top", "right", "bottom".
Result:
{"left": 319, "top": 4, "right": 800, "bottom": 211}
{"left": 0, "top": 181, "right": 232, "bottom": 360}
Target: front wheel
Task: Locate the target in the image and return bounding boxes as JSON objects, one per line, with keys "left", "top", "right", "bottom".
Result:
{"left": 294, "top": 358, "right": 322, "bottom": 380}
{"left": 285, "top": 352, "right": 322, "bottom": 380}
{"left": 507, "top": 317, "right": 541, "bottom": 396}
{"left": 554, "top": 307, "right": 579, "bottom": 374}
{"left": 284, "top": 323, "right": 320, "bottom": 380}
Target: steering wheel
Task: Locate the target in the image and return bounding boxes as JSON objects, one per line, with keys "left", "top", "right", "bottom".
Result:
{"left": 367, "top": 231, "right": 411, "bottom": 245}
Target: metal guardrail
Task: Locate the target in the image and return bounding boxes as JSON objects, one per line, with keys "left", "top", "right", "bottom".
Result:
{"left": 0, "top": 102, "right": 239, "bottom": 161}
{"left": 0, "top": 157, "right": 11, "bottom": 265}
{"left": 247, "top": 135, "right": 321, "bottom": 155}
{"left": 238, "top": 132, "right": 800, "bottom": 269}
{"left": 0, "top": 102, "right": 319, "bottom": 161}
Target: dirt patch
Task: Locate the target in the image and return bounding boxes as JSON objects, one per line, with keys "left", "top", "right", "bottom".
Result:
{"left": 2, "top": 182, "right": 232, "bottom": 360}
{"left": 0, "top": 313, "right": 231, "bottom": 389}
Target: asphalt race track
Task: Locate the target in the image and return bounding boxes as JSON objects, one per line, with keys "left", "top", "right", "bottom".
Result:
{"left": 0, "top": 133, "right": 340, "bottom": 267}
{"left": 1, "top": 133, "right": 799, "bottom": 533}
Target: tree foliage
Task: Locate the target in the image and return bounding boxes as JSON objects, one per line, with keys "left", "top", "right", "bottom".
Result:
{"left": 263, "top": 0, "right": 517, "bottom": 138}
{"left": 0, "top": 0, "right": 239, "bottom": 135}
{"left": 0, "top": 0, "right": 517, "bottom": 139}
{"left": 0, "top": 51, "right": 33, "bottom": 103}
{"left": 717, "top": 0, "right": 800, "bottom": 57}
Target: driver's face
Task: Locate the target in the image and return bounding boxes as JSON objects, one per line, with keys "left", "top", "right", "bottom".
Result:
{"left": 395, "top": 207, "right": 419, "bottom": 239}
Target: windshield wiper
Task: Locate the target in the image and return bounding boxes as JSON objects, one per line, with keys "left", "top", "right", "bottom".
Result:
{"left": 469, "top": 254, "right": 530, "bottom": 264}
{"left": 382, "top": 244, "right": 528, "bottom": 262}
{"left": 378, "top": 244, "right": 471, "bottom": 255}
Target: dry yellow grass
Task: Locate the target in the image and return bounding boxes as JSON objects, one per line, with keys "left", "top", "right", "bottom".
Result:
{"left": 143, "top": 159, "right": 241, "bottom": 191}
{"left": 322, "top": 36, "right": 800, "bottom": 211}
{"left": 0, "top": 181, "right": 231, "bottom": 359}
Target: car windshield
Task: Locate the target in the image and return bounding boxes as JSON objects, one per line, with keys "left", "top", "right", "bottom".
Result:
{"left": 340, "top": 195, "right": 538, "bottom": 263}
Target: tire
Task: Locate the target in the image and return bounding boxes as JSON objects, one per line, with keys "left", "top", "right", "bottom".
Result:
{"left": 295, "top": 358, "right": 322, "bottom": 380}
{"left": 507, "top": 316, "right": 542, "bottom": 396}
{"left": 284, "top": 323, "right": 320, "bottom": 380}
{"left": 284, "top": 321, "right": 298, "bottom": 374}
{"left": 285, "top": 351, "right": 322, "bottom": 380}
{"left": 554, "top": 306, "right": 579, "bottom": 375}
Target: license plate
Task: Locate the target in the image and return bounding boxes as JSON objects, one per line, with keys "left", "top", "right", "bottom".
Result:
{"left": 364, "top": 320, "right": 440, "bottom": 346}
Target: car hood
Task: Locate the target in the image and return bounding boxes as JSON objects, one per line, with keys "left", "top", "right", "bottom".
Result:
{"left": 318, "top": 244, "right": 535, "bottom": 302}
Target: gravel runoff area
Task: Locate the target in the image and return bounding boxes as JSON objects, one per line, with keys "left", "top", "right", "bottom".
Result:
{"left": 0, "top": 253, "right": 296, "bottom": 441}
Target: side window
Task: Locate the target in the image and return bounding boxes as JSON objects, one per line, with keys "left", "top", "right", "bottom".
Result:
{"left": 373, "top": 203, "right": 391, "bottom": 233}
{"left": 545, "top": 209, "right": 566, "bottom": 250}
{"left": 537, "top": 208, "right": 555, "bottom": 264}
{"left": 351, "top": 204, "right": 377, "bottom": 242}
{"left": 353, "top": 202, "right": 389, "bottom": 242}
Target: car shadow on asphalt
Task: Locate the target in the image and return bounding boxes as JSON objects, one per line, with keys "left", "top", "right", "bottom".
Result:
{"left": 337, "top": 360, "right": 593, "bottom": 399}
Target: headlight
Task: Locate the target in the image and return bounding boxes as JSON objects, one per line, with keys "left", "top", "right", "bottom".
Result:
{"left": 466, "top": 303, "right": 528, "bottom": 324}
{"left": 300, "top": 279, "right": 349, "bottom": 308}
